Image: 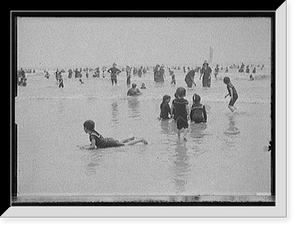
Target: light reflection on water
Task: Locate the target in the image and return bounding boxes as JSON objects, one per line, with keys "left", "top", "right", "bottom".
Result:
{"left": 173, "top": 142, "right": 191, "bottom": 193}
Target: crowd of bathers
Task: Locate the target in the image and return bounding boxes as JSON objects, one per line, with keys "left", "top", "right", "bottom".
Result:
{"left": 17, "top": 60, "right": 259, "bottom": 149}
{"left": 18, "top": 60, "right": 263, "bottom": 89}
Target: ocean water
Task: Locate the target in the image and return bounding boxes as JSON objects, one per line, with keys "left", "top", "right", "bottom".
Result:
{"left": 15, "top": 67, "right": 272, "bottom": 200}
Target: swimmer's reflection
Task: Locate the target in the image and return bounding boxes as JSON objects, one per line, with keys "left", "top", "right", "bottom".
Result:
{"left": 224, "top": 114, "right": 240, "bottom": 135}
{"left": 160, "top": 120, "right": 173, "bottom": 135}
{"left": 173, "top": 143, "right": 190, "bottom": 193}
{"left": 111, "top": 102, "right": 119, "bottom": 123}
{"left": 223, "top": 114, "right": 240, "bottom": 149}
{"left": 127, "top": 97, "right": 140, "bottom": 118}
{"left": 84, "top": 151, "right": 102, "bottom": 176}
{"left": 190, "top": 123, "right": 207, "bottom": 139}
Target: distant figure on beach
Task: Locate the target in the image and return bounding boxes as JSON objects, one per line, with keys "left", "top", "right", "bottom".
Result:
{"left": 45, "top": 70, "right": 50, "bottom": 79}
{"left": 85, "top": 69, "right": 89, "bottom": 78}
{"left": 141, "top": 83, "right": 146, "bottom": 89}
{"left": 102, "top": 66, "right": 106, "bottom": 78}
{"left": 170, "top": 70, "right": 176, "bottom": 85}
{"left": 171, "top": 87, "right": 189, "bottom": 141}
{"left": 68, "top": 69, "right": 72, "bottom": 78}
{"left": 223, "top": 77, "right": 238, "bottom": 112}
{"left": 249, "top": 74, "right": 254, "bottom": 81}
{"left": 200, "top": 60, "right": 212, "bottom": 88}
{"left": 153, "top": 64, "right": 165, "bottom": 82}
{"left": 190, "top": 94, "right": 207, "bottom": 123}
{"left": 58, "top": 76, "right": 64, "bottom": 88}
{"left": 159, "top": 95, "right": 172, "bottom": 120}
{"left": 79, "top": 78, "right": 84, "bottom": 84}
{"left": 185, "top": 69, "right": 196, "bottom": 88}
{"left": 246, "top": 65, "right": 250, "bottom": 73}
{"left": 107, "top": 63, "right": 121, "bottom": 86}
{"left": 55, "top": 69, "right": 60, "bottom": 83}
{"left": 126, "top": 65, "right": 131, "bottom": 86}
{"left": 137, "top": 67, "right": 142, "bottom": 78}
{"left": 214, "top": 65, "right": 219, "bottom": 79}
{"left": 80, "top": 120, "right": 148, "bottom": 149}
{"left": 127, "top": 83, "right": 141, "bottom": 96}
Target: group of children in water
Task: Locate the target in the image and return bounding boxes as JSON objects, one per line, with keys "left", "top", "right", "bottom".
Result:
{"left": 81, "top": 76, "right": 238, "bottom": 149}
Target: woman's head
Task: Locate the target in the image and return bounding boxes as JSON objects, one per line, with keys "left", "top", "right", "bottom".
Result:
{"left": 223, "top": 76, "right": 231, "bottom": 84}
{"left": 175, "top": 87, "right": 186, "bottom": 98}
{"left": 192, "top": 93, "right": 201, "bottom": 103}
{"left": 83, "top": 120, "right": 95, "bottom": 133}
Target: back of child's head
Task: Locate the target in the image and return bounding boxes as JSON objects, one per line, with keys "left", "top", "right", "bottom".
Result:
{"left": 162, "top": 94, "right": 171, "bottom": 102}
{"left": 192, "top": 93, "right": 201, "bottom": 103}
{"left": 83, "top": 120, "right": 95, "bottom": 131}
{"left": 175, "top": 87, "right": 186, "bottom": 98}
{"left": 132, "top": 83, "right": 137, "bottom": 88}
{"left": 223, "top": 76, "right": 231, "bottom": 84}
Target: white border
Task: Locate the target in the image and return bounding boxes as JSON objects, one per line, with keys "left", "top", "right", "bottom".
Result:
{"left": 3, "top": 3, "right": 287, "bottom": 218}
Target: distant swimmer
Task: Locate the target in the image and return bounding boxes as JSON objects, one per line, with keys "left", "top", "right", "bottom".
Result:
{"left": 44, "top": 70, "right": 50, "bottom": 79}
{"left": 126, "top": 65, "right": 131, "bottom": 86}
{"left": 223, "top": 76, "right": 238, "bottom": 112}
{"left": 214, "top": 64, "right": 220, "bottom": 79}
{"left": 185, "top": 69, "right": 196, "bottom": 88}
{"left": 58, "top": 76, "right": 64, "bottom": 88}
{"left": 141, "top": 83, "right": 146, "bottom": 89}
{"left": 107, "top": 63, "right": 121, "bottom": 86}
{"left": 190, "top": 94, "right": 207, "bottom": 123}
{"left": 127, "top": 83, "right": 141, "bottom": 96}
{"left": 80, "top": 120, "right": 148, "bottom": 150}
{"left": 170, "top": 70, "right": 176, "bottom": 85}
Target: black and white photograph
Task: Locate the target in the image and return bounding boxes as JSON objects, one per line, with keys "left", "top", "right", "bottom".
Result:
{"left": 7, "top": 6, "right": 288, "bottom": 218}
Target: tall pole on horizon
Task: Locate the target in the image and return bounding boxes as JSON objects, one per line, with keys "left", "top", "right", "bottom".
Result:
{"left": 209, "top": 46, "right": 213, "bottom": 63}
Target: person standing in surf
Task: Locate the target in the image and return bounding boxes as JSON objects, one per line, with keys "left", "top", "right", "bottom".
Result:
{"left": 107, "top": 63, "right": 121, "bottom": 86}
{"left": 185, "top": 69, "right": 196, "bottom": 88}
{"left": 171, "top": 87, "right": 189, "bottom": 141}
{"left": 223, "top": 76, "right": 238, "bottom": 112}
{"left": 159, "top": 95, "right": 172, "bottom": 120}
{"left": 127, "top": 83, "right": 141, "bottom": 96}
{"left": 200, "top": 60, "right": 212, "bottom": 89}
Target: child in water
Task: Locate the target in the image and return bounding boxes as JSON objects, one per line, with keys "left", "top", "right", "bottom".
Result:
{"left": 223, "top": 76, "right": 238, "bottom": 112}
{"left": 159, "top": 95, "right": 172, "bottom": 120}
{"left": 171, "top": 87, "right": 189, "bottom": 141}
{"left": 81, "top": 120, "right": 148, "bottom": 149}
{"left": 190, "top": 94, "right": 207, "bottom": 123}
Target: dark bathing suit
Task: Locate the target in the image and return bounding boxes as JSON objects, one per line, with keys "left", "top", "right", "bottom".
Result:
{"left": 108, "top": 67, "right": 121, "bottom": 85}
{"left": 190, "top": 104, "right": 207, "bottom": 123}
{"left": 89, "top": 131, "right": 124, "bottom": 148}
{"left": 227, "top": 84, "right": 238, "bottom": 106}
{"left": 172, "top": 98, "right": 189, "bottom": 129}
{"left": 160, "top": 102, "right": 171, "bottom": 120}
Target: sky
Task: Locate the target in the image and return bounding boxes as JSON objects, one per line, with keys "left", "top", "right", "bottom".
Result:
{"left": 17, "top": 17, "right": 271, "bottom": 69}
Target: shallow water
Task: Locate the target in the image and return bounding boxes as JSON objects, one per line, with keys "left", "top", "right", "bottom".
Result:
{"left": 15, "top": 68, "right": 271, "bottom": 198}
